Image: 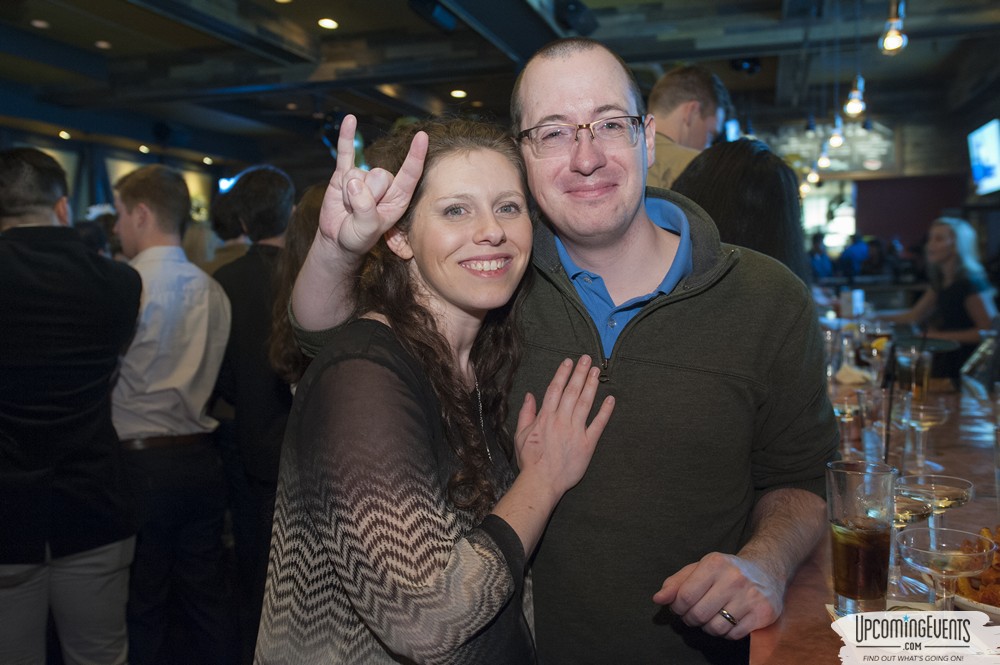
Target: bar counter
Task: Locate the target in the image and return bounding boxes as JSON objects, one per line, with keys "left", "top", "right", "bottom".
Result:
{"left": 750, "top": 381, "right": 999, "bottom": 664}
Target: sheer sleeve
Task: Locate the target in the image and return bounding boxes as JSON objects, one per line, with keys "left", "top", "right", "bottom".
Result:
{"left": 292, "top": 351, "right": 522, "bottom": 662}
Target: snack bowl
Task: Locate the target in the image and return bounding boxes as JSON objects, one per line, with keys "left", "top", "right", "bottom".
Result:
{"left": 954, "top": 595, "right": 1000, "bottom": 624}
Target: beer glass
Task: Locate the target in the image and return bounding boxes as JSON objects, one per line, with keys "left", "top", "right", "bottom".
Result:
{"left": 826, "top": 460, "right": 897, "bottom": 616}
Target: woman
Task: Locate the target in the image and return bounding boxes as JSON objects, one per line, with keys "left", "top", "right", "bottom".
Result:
{"left": 881, "top": 217, "right": 998, "bottom": 379}
{"left": 671, "top": 137, "right": 812, "bottom": 284}
{"left": 255, "top": 116, "right": 615, "bottom": 664}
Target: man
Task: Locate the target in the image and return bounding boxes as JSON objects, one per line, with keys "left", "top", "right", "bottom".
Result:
{"left": 0, "top": 148, "right": 141, "bottom": 665}
{"left": 111, "top": 164, "right": 233, "bottom": 664}
{"left": 211, "top": 165, "right": 294, "bottom": 664}
{"left": 646, "top": 64, "right": 731, "bottom": 189}
{"left": 291, "top": 38, "right": 836, "bottom": 664}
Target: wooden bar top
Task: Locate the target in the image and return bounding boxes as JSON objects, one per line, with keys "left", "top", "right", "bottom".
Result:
{"left": 750, "top": 381, "right": 999, "bottom": 664}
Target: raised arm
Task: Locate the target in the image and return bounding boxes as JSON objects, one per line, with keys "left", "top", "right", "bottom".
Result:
{"left": 291, "top": 114, "right": 428, "bottom": 331}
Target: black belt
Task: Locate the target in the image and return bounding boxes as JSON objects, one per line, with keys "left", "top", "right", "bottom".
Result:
{"left": 121, "top": 433, "right": 210, "bottom": 451}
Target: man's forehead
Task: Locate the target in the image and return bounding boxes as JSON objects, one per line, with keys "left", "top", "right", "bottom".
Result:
{"left": 519, "top": 53, "right": 635, "bottom": 123}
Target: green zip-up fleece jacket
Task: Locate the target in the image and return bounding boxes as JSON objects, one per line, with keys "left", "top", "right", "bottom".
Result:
{"left": 520, "top": 187, "right": 837, "bottom": 665}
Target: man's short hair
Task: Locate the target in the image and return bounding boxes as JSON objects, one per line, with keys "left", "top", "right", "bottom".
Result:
{"left": 114, "top": 165, "right": 191, "bottom": 236}
{"left": 510, "top": 37, "right": 646, "bottom": 133}
{"left": 209, "top": 190, "right": 243, "bottom": 241}
{"left": 225, "top": 165, "right": 295, "bottom": 242}
{"left": 0, "top": 148, "right": 68, "bottom": 219}
{"left": 648, "top": 64, "right": 731, "bottom": 119}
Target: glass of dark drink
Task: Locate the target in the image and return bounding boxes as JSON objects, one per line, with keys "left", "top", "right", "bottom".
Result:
{"left": 826, "top": 460, "right": 897, "bottom": 616}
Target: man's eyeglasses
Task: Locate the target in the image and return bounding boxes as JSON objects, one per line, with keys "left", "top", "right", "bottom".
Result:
{"left": 518, "top": 115, "right": 645, "bottom": 156}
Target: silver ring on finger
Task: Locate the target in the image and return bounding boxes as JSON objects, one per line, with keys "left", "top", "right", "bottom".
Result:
{"left": 717, "top": 608, "right": 739, "bottom": 627}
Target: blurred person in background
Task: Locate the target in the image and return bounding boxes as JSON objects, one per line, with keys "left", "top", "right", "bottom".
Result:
{"left": 211, "top": 164, "right": 294, "bottom": 664}
{"left": 671, "top": 137, "right": 812, "bottom": 285}
{"left": 879, "top": 217, "right": 998, "bottom": 381}
{"left": 203, "top": 189, "right": 250, "bottom": 275}
{"left": 646, "top": 63, "right": 731, "bottom": 189}
{"left": 809, "top": 231, "right": 835, "bottom": 281}
{"left": 74, "top": 219, "right": 112, "bottom": 256}
{"left": 111, "top": 164, "right": 233, "bottom": 665}
{"left": 268, "top": 182, "right": 325, "bottom": 390}
{"left": 1, "top": 147, "right": 141, "bottom": 665}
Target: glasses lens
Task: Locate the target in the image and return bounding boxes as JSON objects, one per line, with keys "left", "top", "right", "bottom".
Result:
{"left": 530, "top": 125, "right": 574, "bottom": 152}
{"left": 594, "top": 117, "right": 639, "bottom": 144}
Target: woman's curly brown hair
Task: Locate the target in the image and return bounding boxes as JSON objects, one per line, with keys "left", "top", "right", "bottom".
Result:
{"left": 355, "top": 116, "right": 535, "bottom": 517}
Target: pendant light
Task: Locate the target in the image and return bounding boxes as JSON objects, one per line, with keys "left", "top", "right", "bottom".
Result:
{"left": 844, "top": 0, "right": 866, "bottom": 117}
{"left": 879, "top": 0, "right": 907, "bottom": 55}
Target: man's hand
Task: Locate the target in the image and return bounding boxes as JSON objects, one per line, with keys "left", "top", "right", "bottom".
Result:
{"left": 651, "top": 552, "right": 783, "bottom": 640}
{"left": 652, "top": 488, "right": 825, "bottom": 640}
{"left": 318, "top": 113, "right": 428, "bottom": 256}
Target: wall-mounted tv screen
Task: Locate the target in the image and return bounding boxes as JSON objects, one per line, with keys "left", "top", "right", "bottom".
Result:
{"left": 968, "top": 118, "right": 1000, "bottom": 196}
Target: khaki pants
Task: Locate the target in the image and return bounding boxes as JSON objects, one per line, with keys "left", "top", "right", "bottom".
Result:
{"left": 0, "top": 537, "right": 135, "bottom": 665}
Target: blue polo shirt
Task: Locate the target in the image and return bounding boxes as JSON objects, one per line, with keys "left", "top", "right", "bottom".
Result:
{"left": 555, "top": 197, "right": 693, "bottom": 358}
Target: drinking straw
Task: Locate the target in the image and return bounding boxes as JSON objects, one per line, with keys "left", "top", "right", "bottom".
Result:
{"left": 881, "top": 341, "right": 897, "bottom": 465}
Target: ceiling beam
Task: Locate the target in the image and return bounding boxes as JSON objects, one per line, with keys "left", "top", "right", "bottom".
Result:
{"left": 600, "top": 6, "right": 1000, "bottom": 62}
{"left": 125, "top": 0, "right": 318, "bottom": 64}
{"left": 437, "top": 0, "right": 563, "bottom": 64}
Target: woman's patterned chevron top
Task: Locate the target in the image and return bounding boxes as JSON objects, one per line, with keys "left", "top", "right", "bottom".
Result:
{"left": 255, "top": 320, "right": 533, "bottom": 664}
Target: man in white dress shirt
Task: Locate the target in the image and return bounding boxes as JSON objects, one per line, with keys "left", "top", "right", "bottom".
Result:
{"left": 111, "top": 165, "right": 234, "bottom": 665}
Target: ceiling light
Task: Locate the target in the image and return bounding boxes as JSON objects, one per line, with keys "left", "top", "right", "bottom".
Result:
{"left": 317, "top": 18, "right": 339, "bottom": 30}
{"left": 95, "top": 40, "right": 112, "bottom": 50}
{"left": 30, "top": 19, "right": 50, "bottom": 29}
{"left": 799, "top": 182, "right": 811, "bottom": 196}
{"left": 879, "top": 0, "right": 907, "bottom": 55}
{"left": 450, "top": 90, "right": 467, "bottom": 99}
{"left": 58, "top": 130, "right": 71, "bottom": 140}
{"left": 138, "top": 145, "right": 150, "bottom": 154}
{"left": 829, "top": 114, "right": 845, "bottom": 148}
{"left": 274, "top": 0, "right": 293, "bottom": 3}
{"left": 285, "top": 102, "right": 298, "bottom": 111}
{"left": 844, "top": 75, "right": 866, "bottom": 117}
{"left": 817, "top": 145, "right": 831, "bottom": 169}
{"left": 807, "top": 166, "right": 820, "bottom": 184}
{"left": 203, "top": 157, "right": 214, "bottom": 165}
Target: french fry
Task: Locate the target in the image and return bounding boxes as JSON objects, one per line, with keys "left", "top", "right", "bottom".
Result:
{"left": 958, "top": 577, "right": 980, "bottom": 601}
{"left": 956, "top": 525, "right": 1000, "bottom": 605}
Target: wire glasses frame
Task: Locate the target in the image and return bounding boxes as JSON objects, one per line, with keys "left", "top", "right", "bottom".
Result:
{"left": 517, "top": 115, "right": 645, "bottom": 156}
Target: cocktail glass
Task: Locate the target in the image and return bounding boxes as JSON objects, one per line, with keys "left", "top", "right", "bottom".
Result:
{"left": 897, "top": 527, "right": 997, "bottom": 610}
{"left": 894, "top": 474, "right": 973, "bottom": 530}
{"left": 887, "top": 493, "right": 933, "bottom": 602}
{"left": 893, "top": 396, "right": 949, "bottom": 474}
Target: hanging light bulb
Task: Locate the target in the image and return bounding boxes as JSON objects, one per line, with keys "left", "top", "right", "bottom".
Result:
{"left": 844, "top": 75, "right": 866, "bottom": 117}
{"left": 817, "top": 144, "right": 832, "bottom": 169}
{"left": 799, "top": 181, "right": 812, "bottom": 196}
{"left": 829, "top": 114, "right": 845, "bottom": 148}
{"left": 807, "top": 164, "right": 821, "bottom": 184}
{"left": 879, "top": 0, "right": 908, "bottom": 55}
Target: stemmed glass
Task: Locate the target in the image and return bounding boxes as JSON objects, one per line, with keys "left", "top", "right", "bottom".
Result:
{"left": 834, "top": 396, "right": 862, "bottom": 461}
{"left": 893, "top": 395, "right": 949, "bottom": 474}
{"left": 887, "top": 493, "right": 934, "bottom": 601}
{"left": 895, "top": 474, "right": 973, "bottom": 530}
{"left": 897, "top": 527, "right": 997, "bottom": 610}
